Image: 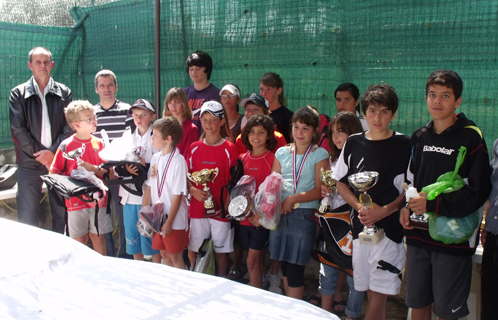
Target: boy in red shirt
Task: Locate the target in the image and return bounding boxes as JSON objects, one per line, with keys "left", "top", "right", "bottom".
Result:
{"left": 50, "top": 100, "right": 112, "bottom": 254}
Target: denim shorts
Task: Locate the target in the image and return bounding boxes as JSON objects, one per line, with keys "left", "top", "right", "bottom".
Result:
{"left": 269, "top": 208, "right": 316, "bottom": 265}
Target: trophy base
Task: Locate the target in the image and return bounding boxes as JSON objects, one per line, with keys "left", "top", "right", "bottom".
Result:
{"left": 409, "top": 220, "right": 429, "bottom": 230}
{"left": 409, "top": 213, "right": 429, "bottom": 230}
{"left": 204, "top": 205, "right": 220, "bottom": 218}
{"left": 359, "top": 228, "right": 384, "bottom": 245}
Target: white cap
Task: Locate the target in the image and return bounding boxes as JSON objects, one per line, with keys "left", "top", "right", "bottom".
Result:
{"left": 219, "top": 84, "right": 241, "bottom": 98}
{"left": 200, "top": 101, "right": 225, "bottom": 119}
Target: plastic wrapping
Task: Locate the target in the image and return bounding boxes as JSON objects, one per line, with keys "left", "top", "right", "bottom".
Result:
{"left": 70, "top": 166, "right": 108, "bottom": 193}
{"left": 99, "top": 129, "right": 142, "bottom": 163}
{"left": 138, "top": 201, "right": 167, "bottom": 235}
{"left": 420, "top": 146, "right": 480, "bottom": 244}
{"left": 228, "top": 175, "right": 256, "bottom": 221}
{"left": 254, "top": 172, "right": 284, "bottom": 230}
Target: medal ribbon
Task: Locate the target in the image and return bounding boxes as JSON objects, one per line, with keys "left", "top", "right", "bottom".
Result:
{"left": 293, "top": 143, "right": 313, "bottom": 193}
{"left": 157, "top": 148, "right": 176, "bottom": 197}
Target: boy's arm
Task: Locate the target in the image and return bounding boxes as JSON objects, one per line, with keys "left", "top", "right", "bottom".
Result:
{"left": 80, "top": 162, "right": 109, "bottom": 178}
{"left": 336, "top": 181, "right": 362, "bottom": 213}
{"left": 162, "top": 194, "right": 182, "bottom": 237}
{"left": 337, "top": 180, "right": 405, "bottom": 226}
{"left": 411, "top": 134, "right": 492, "bottom": 218}
{"left": 358, "top": 192, "right": 405, "bottom": 227}
{"left": 142, "top": 185, "right": 152, "bottom": 207}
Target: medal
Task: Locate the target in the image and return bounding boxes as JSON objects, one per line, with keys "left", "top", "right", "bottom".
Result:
{"left": 157, "top": 148, "right": 176, "bottom": 197}
{"left": 292, "top": 143, "right": 312, "bottom": 210}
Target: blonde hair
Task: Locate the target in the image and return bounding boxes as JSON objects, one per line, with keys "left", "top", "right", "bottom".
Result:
{"left": 65, "top": 100, "right": 94, "bottom": 130}
{"left": 163, "top": 87, "right": 193, "bottom": 120}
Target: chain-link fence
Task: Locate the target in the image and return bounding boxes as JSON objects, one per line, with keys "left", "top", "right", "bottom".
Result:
{"left": 1, "top": 0, "right": 498, "bottom": 150}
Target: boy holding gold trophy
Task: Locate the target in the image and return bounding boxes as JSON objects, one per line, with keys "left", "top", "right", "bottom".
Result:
{"left": 333, "top": 84, "right": 411, "bottom": 320}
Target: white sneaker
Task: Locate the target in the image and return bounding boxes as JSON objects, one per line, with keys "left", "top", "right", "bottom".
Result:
{"left": 268, "top": 274, "right": 283, "bottom": 294}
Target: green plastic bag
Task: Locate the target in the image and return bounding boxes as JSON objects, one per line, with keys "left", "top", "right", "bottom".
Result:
{"left": 420, "top": 146, "right": 480, "bottom": 244}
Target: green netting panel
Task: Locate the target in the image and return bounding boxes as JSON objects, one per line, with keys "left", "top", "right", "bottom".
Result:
{"left": 76, "top": 0, "right": 156, "bottom": 104}
{"left": 2, "top": 0, "right": 498, "bottom": 152}
{"left": 0, "top": 22, "right": 83, "bottom": 146}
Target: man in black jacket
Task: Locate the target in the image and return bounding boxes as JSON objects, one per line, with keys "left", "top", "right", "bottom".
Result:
{"left": 9, "top": 47, "right": 73, "bottom": 233}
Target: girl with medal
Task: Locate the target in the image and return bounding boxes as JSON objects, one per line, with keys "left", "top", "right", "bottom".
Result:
{"left": 269, "top": 106, "right": 329, "bottom": 299}
{"left": 238, "top": 114, "right": 278, "bottom": 288}
{"left": 145, "top": 116, "right": 190, "bottom": 269}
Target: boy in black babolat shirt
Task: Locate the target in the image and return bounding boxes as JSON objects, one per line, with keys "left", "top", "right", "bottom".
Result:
{"left": 333, "top": 84, "right": 411, "bottom": 320}
{"left": 400, "top": 70, "right": 491, "bottom": 320}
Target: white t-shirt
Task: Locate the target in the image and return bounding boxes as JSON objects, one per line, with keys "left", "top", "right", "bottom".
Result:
{"left": 146, "top": 148, "right": 189, "bottom": 231}
{"left": 119, "top": 125, "right": 159, "bottom": 205}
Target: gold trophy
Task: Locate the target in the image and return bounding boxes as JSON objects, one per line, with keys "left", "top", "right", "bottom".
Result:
{"left": 318, "top": 167, "right": 337, "bottom": 214}
{"left": 348, "top": 171, "right": 384, "bottom": 244}
{"left": 188, "top": 168, "right": 220, "bottom": 218}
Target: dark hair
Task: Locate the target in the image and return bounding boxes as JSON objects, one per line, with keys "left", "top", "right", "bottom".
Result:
{"left": 28, "top": 47, "right": 52, "bottom": 63}
{"left": 361, "top": 84, "right": 398, "bottom": 114}
{"left": 425, "top": 70, "right": 463, "bottom": 100}
{"left": 241, "top": 114, "right": 277, "bottom": 152}
{"left": 291, "top": 106, "right": 320, "bottom": 143}
{"left": 327, "top": 111, "right": 363, "bottom": 162}
{"left": 260, "top": 72, "right": 287, "bottom": 106}
{"left": 94, "top": 69, "right": 117, "bottom": 87}
{"left": 334, "top": 83, "right": 360, "bottom": 113}
{"left": 199, "top": 105, "right": 233, "bottom": 143}
{"left": 186, "top": 51, "right": 213, "bottom": 80}
{"left": 152, "top": 116, "right": 183, "bottom": 147}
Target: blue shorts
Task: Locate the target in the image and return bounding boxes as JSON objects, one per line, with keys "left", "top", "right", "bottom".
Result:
{"left": 269, "top": 208, "right": 316, "bottom": 265}
{"left": 240, "top": 225, "right": 269, "bottom": 251}
{"left": 123, "top": 204, "right": 159, "bottom": 256}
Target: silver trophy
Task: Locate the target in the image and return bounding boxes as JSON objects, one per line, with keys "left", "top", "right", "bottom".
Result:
{"left": 64, "top": 147, "right": 83, "bottom": 165}
{"left": 348, "top": 171, "right": 384, "bottom": 244}
{"left": 402, "top": 183, "right": 429, "bottom": 230}
{"left": 228, "top": 176, "right": 257, "bottom": 222}
{"left": 228, "top": 195, "right": 252, "bottom": 221}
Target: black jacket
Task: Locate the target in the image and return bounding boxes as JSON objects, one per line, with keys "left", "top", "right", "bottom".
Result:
{"left": 405, "top": 113, "right": 491, "bottom": 256}
{"left": 9, "top": 77, "right": 74, "bottom": 169}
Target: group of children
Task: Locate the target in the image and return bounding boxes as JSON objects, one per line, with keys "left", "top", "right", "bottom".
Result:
{"left": 47, "top": 49, "right": 490, "bottom": 320}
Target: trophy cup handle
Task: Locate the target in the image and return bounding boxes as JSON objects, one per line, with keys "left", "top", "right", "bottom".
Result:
{"left": 187, "top": 172, "right": 195, "bottom": 185}
{"left": 211, "top": 168, "right": 219, "bottom": 184}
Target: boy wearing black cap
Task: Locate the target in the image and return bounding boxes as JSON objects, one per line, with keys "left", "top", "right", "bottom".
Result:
{"left": 235, "top": 93, "right": 287, "bottom": 155}
{"left": 118, "top": 99, "right": 161, "bottom": 263}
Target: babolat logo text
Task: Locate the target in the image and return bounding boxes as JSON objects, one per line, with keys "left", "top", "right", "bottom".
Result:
{"left": 423, "top": 145, "right": 455, "bottom": 155}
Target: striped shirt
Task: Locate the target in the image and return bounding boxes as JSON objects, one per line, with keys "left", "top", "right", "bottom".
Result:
{"left": 93, "top": 99, "right": 135, "bottom": 142}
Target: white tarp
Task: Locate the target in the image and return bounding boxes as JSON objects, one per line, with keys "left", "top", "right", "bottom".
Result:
{"left": 0, "top": 218, "right": 338, "bottom": 319}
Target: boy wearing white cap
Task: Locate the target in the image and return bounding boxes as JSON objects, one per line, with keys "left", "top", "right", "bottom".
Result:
{"left": 186, "top": 101, "right": 238, "bottom": 277}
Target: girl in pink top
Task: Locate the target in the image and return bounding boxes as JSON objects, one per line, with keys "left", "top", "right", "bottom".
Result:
{"left": 163, "top": 87, "right": 199, "bottom": 158}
